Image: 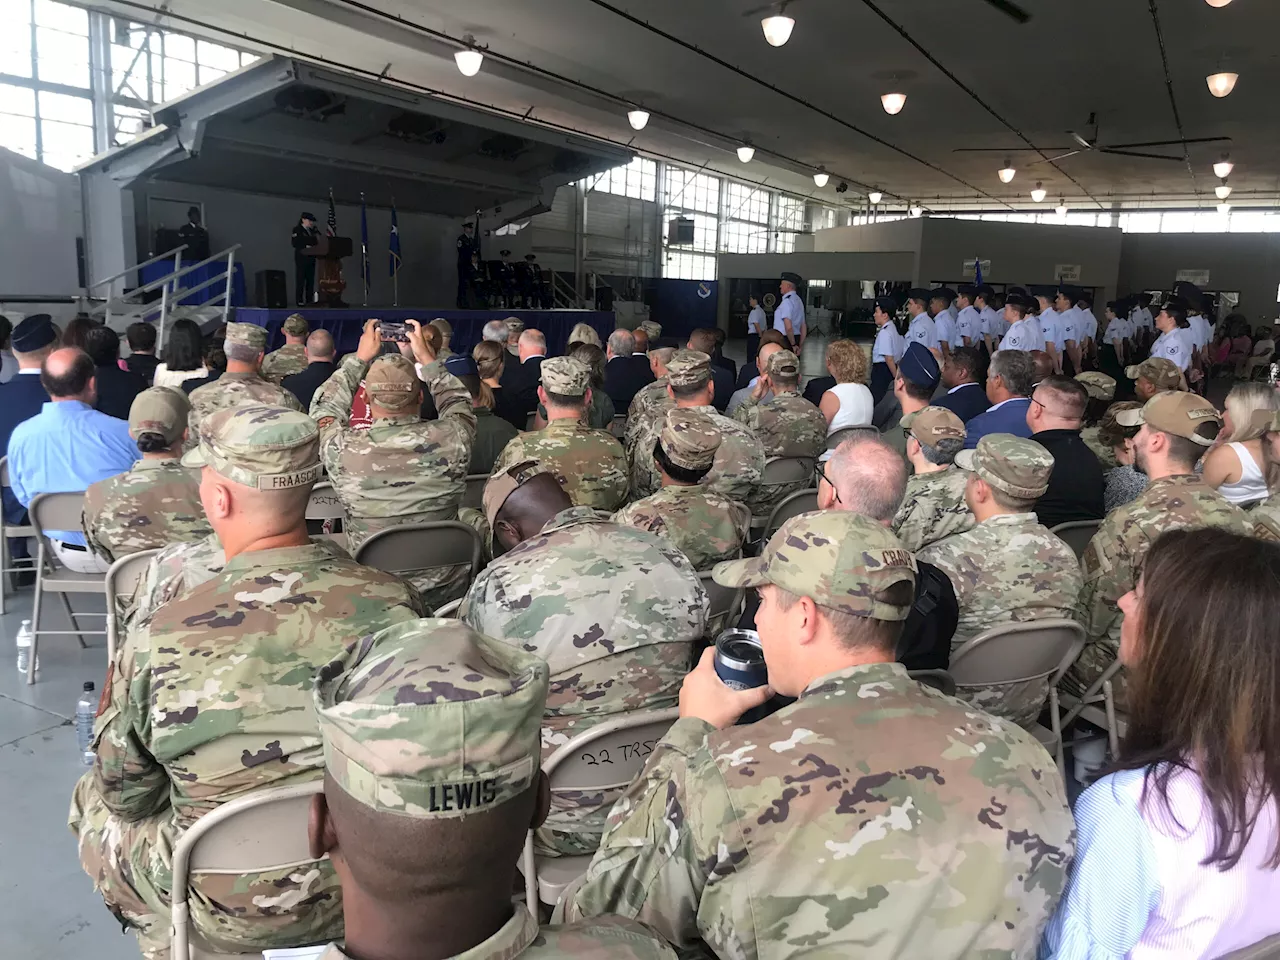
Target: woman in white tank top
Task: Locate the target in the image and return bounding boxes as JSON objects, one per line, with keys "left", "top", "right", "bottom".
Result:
{"left": 818, "top": 339, "right": 873, "bottom": 435}
{"left": 1203, "top": 383, "right": 1277, "bottom": 505}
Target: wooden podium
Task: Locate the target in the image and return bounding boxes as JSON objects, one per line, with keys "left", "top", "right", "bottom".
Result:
{"left": 303, "top": 236, "right": 353, "bottom": 307}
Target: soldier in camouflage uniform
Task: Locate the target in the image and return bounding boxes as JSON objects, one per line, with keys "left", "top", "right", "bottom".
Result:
{"left": 82, "top": 387, "right": 211, "bottom": 563}
{"left": 614, "top": 408, "right": 750, "bottom": 570}
{"left": 188, "top": 322, "right": 302, "bottom": 445}
{"left": 891, "top": 406, "right": 974, "bottom": 550}
{"left": 627, "top": 350, "right": 764, "bottom": 505}
{"left": 307, "top": 618, "right": 676, "bottom": 960}
{"left": 461, "top": 461, "right": 706, "bottom": 857}
{"left": 1248, "top": 409, "right": 1280, "bottom": 541}
{"left": 68, "top": 404, "right": 426, "bottom": 959}
{"left": 919, "top": 434, "right": 1082, "bottom": 726}
{"left": 1076, "top": 372, "right": 1119, "bottom": 468}
{"left": 733, "top": 348, "right": 827, "bottom": 513}
{"left": 1125, "top": 356, "right": 1185, "bottom": 401}
{"left": 639, "top": 319, "right": 663, "bottom": 344}
{"left": 492, "top": 357, "right": 629, "bottom": 511}
{"left": 1069, "top": 392, "right": 1248, "bottom": 703}
{"left": 259, "top": 313, "right": 310, "bottom": 384}
{"left": 566, "top": 510, "right": 1074, "bottom": 956}
{"left": 623, "top": 347, "right": 676, "bottom": 453}
{"left": 311, "top": 318, "right": 477, "bottom": 609}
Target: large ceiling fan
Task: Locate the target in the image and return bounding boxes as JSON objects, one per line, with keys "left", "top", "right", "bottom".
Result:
{"left": 743, "top": 0, "right": 1031, "bottom": 26}
{"left": 955, "top": 113, "right": 1232, "bottom": 163}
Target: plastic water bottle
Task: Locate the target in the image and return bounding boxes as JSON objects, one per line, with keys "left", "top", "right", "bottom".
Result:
{"left": 76, "top": 681, "right": 96, "bottom": 766}
{"left": 15, "top": 619, "right": 35, "bottom": 675}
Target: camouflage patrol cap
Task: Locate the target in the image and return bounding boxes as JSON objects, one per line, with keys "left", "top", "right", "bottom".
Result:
{"left": 364, "top": 355, "right": 421, "bottom": 411}
{"left": 955, "top": 433, "right": 1055, "bottom": 499}
{"left": 1247, "top": 409, "right": 1280, "bottom": 435}
{"left": 224, "top": 322, "right": 267, "bottom": 352}
{"left": 765, "top": 349, "right": 800, "bottom": 379}
{"left": 182, "top": 404, "right": 322, "bottom": 490}
{"left": 315, "top": 619, "right": 548, "bottom": 819}
{"left": 665, "top": 349, "right": 712, "bottom": 388}
{"left": 639, "top": 320, "right": 662, "bottom": 340}
{"left": 282, "top": 314, "right": 309, "bottom": 337}
{"left": 540, "top": 356, "right": 589, "bottom": 397}
{"left": 900, "top": 406, "right": 965, "bottom": 444}
{"left": 128, "top": 386, "right": 189, "bottom": 445}
{"left": 1125, "top": 357, "right": 1183, "bottom": 391}
{"left": 1075, "top": 371, "right": 1117, "bottom": 401}
{"left": 483, "top": 459, "right": 550, "bottom": 528}
{"left": 713, "top": 511, "right": 917, "bottom": 621}
{"left": 1116, "top": 391, "right": 1222, "bottom": 446}
{"left": 504, "top": 317, "right": 525, "bottom": 336}
{"left": 658, "top": 408, "right": 721, "bottom": 471}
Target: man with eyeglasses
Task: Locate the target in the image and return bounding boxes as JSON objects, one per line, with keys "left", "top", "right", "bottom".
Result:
{"left": 1025, "top": 374, "right": 1105, "bottom": 528}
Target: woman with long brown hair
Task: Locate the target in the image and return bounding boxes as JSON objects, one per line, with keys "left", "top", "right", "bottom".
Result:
{"left": 1042, "top": 528, "right": 1280, "bottom": 957}
{"left": 473, "top": 339, "right": 522, "bottom": 430}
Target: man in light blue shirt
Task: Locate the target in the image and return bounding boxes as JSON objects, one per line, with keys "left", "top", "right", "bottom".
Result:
{"left": 9, "top": 347, "right": 139, "bottom": 572}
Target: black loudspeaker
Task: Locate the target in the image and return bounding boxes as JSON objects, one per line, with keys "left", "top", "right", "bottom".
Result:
{"left": 255, "top": 269, "right": 288, "bottom": 308}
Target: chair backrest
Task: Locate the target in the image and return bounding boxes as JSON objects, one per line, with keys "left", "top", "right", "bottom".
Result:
{"left": 609, "top": 415, "right": 627, "bottom": 439}
{"left": 105, "top": 548, "right": 161, "bottom": 662}
{"left": 1254, "top": 340, "right": 1275, "bottom": 357}
{"left": 764, "top": 489, "right": 818, "bottom": 541}
{"left": 28, "top": 491, "right": 88, "bottom": 540}
{"left": 305, "top": 482, "right": 345, "bottom": 521}
{"left": 0, "top": 455, "right": 8, "bottom": 488}
{"left": 761, "top": 456, "right": 815, "bottom": 486}
{"left": 949, "top": 618, "right": 1086, "bottom": 688}
{"left": 463, "top": 474, "right": 488, "bottom": 511}
{"left": 699, "top": 570, "right": 744, "bottom": 635}
{"left": 170, "top": 781, "right": 324, "bottom": 960}
{"left": 908, "top": 669, "right": 956, "bottom": 697}
{"left": 543, "top": 707, "right": 680, "bottom": 791}
{"left": 826, "top": 425, "right": 879, "bottom": 451}
{"left": 354, "top": 521, "right": 484, "bottom": 580}
{"left": 1050, "top": 519, "right": 1101, "bottom": 561}
{"left": 1220, "top": 933, "right": 1280, "bottom": 960}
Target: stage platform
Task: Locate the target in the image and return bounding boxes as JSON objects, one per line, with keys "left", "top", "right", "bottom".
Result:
{"left": 236, "top": 307, "right": 616, "bottom": 356}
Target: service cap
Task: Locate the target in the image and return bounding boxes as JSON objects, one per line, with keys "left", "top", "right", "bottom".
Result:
{"left": 128, "top": 387, "right": 189, "bottom": 445}
{"left": 906, "top": 287, "right": 933, "bottom": 304}
{"left": 955, "top": 433, "right": 1055, "bottom": 499}
{"left": 12, "top": 314, "right": 57, "bottom": 353}
{"left": 780, "top": 271, "right": 803, "bottom": 285}
{"left": 1116, "top": 391, "right": 1222, "bottom": 447}
{"left": 899, "top": 342, "right": 941, "bottom": 389}
{"left": 182, "top": 404, "right": 322, "bottom": 490}
{"left": 873, "top": 296, "right": 899, "bottom": 316}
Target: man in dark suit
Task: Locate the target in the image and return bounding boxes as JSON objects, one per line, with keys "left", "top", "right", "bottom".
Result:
{"left": 0, "top": 314, "right": 57, "bottom": 577}
{"left": 603, "top": 328, "right": 652, "bottom": 411}
{"left": 83, "top": 325, "right": 147, "bottom": 421}
{"left": 933, "top": 347, "right": 989, "bottom": 423}
{"left": 124, "top": 322, "right": 159, "bottom": 384}
{"left": 687, "top": 328, "right": 734, "bottom": 413}
{"left": 500, "top": 328, "right": 546, "bottom": 422}
{"left": 710, "top": 328, "right": 736, "bottom": 382}
{"left": 282, "top": 329, "right": 338, "bottom": 411}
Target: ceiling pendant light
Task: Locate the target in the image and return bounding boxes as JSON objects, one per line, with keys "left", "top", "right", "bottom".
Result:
{"left": 1214, "top": 155, "right": 1234, "bottom": 178}
{"left": 1206, "top": 71, "right": 1239, "bottom": 98}
{"left": 1030, "top": 182, "right": 1047, "bottom": 203}
{"left": 813, "top": 168, "right": 829, "bottom": 188}
{"left": 1056, "top": 199, "right": 1068, "bottom": 216}
{"left": 736, "top": 144, "right": 755, "bottom": 163}
{"left": 1205, "top": 0, "right": 1233, "bottom": 7}
{"left": 454, "top": 36, "right": 484, "bottom": 77}
{"left": 881, "top": 92, "right": 907, "bottom": 115}
{"left": 761, "top": 15, "right": 795, "bottom": 47}
{"left": 909, "top": 203, "right": 923, "bottom": 217}
{"left": 1215, "top": 180, "right": 1232, "bottom": 200}
{"left": 626, "top": 109, "right": 650, "bottom": 131}
{"left": 868, "top": 190, "right": 883, "bottom": 204}
{"left": 1218, "top": 202, "right": 1232, "bottom": 215}
{"left": 998, "top": 161, "right": 1016, "bottom": 183}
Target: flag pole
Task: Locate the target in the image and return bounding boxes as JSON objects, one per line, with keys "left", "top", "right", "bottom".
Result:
{"left": 391, "top": 195, "right": 400, "bottom": 307}
{"left": 361, "top": 192, "right": 368, "bottom": 307}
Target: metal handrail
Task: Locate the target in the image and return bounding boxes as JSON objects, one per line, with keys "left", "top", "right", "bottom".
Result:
{"left": 170, "top": 270, "right": 231, "bottom": 304}
{"left": 86, "top": 244, "right": 187, "bottom": 293}
{"left": 132, "top": 244, "right": 242, "bottom": 297}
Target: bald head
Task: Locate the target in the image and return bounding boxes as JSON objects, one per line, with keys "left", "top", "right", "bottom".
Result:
{"left": 306, "top": 329, "right": 335, "bottom": 362}
{"left": 41, "top": 347, "right": 95, "bottom": 402}
{"left": 493, "top": 471, "right": 572, "bottom": 552}
{"left": 756, "top": 341, "right": 783, "bottom": 375}
{"left": 632, "top": 327, "right": 650, "bottom": 354}
{"left": 822, "top": 437, "right": 909, "bottom": 522}
{"left": 199, "top": 469, "right": 313, "bottom": 556}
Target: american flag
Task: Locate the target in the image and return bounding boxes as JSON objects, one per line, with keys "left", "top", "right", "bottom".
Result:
{"left": 326, "top": 188, "right": 337, "bottom": 237}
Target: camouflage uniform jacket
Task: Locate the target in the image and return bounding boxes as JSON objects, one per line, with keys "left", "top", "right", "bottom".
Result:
{"left": 566, "top": 662, "right": 1074, "bottom": 958}
{"left": 891, "top": 467, "right": 975, "bottom": 551}
{"left": 315, "top": 912, "right": 676, "bottom": 960}
{"left": 187, "top": 371, "right": 303, "bottom": 445}
{"left": 733, "top": 389, "right": 826, "bottom": 514}
{"left": 259, "top": 343, "right": 309, "bottom": 384}
{"left": 312, "top": 356, "right": 477, "bottom": 604}
{"left": 460, "top": 506, "right": 706, "bottom": 855}
{"left": 1068, "top": 474, "right": 1248, "bottom": 702}
{"left": 82, "top": 458, "right": 212, "bottom": 563}
{"left": 1250, "top": 493, "right": 1280, "bottom": 541}
{"left": 624, "top": 378, "right": 671, "bottom": 453}
{"left": 919, "top": 512, "right": 1083, "bottom": 726}
{"left": 1080, "top": 425, "right": 1118, "bottom": 470}
{"left": 91, "top": 541, "right": 425, "bottom": 948}
{"left": 628, "top": 403, "right": 765, "bottom": 504}
{"left": 493, "top": 420, "right": 629, "bottom": 512}
{"left": 613, "top": 483, "right": 750, "bottom": 571}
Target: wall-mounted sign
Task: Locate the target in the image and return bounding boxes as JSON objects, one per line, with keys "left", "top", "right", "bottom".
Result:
{"left": 1175, "top": 269, "right": 1211, "bottom": 286}
{"left": 1055, "top": 264, "right": 1082, "bottom": 282}
{"left": 961, "top": 259, "right": 992, "bottom": 278}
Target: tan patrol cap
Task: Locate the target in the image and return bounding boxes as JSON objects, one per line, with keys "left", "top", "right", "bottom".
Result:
{"left": 1116, "top": 391, "right": 1222, "bottom": 446}
{"left": 128, "top": 386, "right": 189, "bottom": 445}
{"left": 482, "top": 460, "right": 550, "bottom": 529}
{"left": 364, "top": 355, "right": 421, "bottom": 411}
{"left": 765, "top": 349, "right": 800, "bottom": 379}
{"left": 900, "top": 406, "right": 965, "bottom": 444}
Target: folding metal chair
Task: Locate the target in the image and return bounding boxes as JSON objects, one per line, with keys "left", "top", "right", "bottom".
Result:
{"left": 0, "top": 456, "right": 37, "bottom": 614}
{"left": 521, "top": 707, "right": 679, "bottom": 913}
{"left": 750, "top": 456, "right": 816, "bottom": 536}
{"left": 948, "top": 618, "right": 1087, "bottom": 771}
{"left": 609, "top": 414, "right": 627, "bottom": 439}
{"left": 698, "top": 570, "right": 745, "bottom": 640}
{"left": 354, "top": 521, "right": 485, "bottom": 589}
{"left": 825, "top": 425, "right": 879, "bottom": 451}
{"left": 1060, "top": 658, "right": 1128, "bottom": 758}
{"left": 763, "top": 488, "right": 818, "bottom": 542}
{"left": 1220, "top": 933, "right": 1280, "bottom": 960}
{"left": 26, "top": 491, "right": 109, "bottom": 685}
{"left": 463, "top": 474, "right": 488, "bottom": 511}
{"left": 908, "top": 669, "right": 956, "bottom": 696}
{"left": 169, "top": 780, "right": 325, "bottom": 960}
{"left": 1049, "top": 519, "right": 1102, "bottom": 562}
{"left": 104, "top": 549, "right": 160, "bottom": 664}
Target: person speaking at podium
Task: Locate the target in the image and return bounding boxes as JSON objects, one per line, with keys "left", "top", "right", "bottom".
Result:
{"left": 292, "top": 211, "right": 320, "bottom": 306}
